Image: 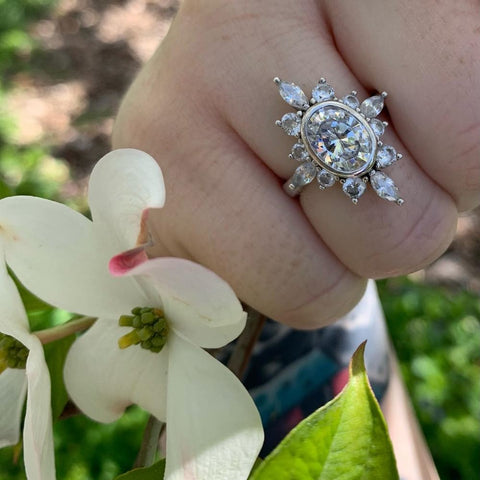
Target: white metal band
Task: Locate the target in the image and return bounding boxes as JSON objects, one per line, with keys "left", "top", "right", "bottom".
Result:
{"left": 283, "top": 176, "right": 304, "bottom": 197}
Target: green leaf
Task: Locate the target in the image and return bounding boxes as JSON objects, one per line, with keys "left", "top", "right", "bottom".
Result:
{"left": 114, "top": 459, "right": 166, "bottom": 480}
{"left": 251, "top": 342, "right": 399, "bottom": 480}
{"left": 43, "top": 334, "right": 76, "bottom": 420}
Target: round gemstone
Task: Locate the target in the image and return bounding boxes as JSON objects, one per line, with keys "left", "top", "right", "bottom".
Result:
{"left": 376, "top": 145, "right": 397, "bottom": 168}
{"left": 317, "top": 169, "right": 336, "bottom": 188}
{"left": 281, "top": 113, "right": 301, "bottom": 136}
{"left": 342, "top": 177, "right": 366, "bottom": 200}
{"left": 291, "top": 142, "right": 309, "bottom": 161}
{"left": 301, "top": 102, "right": 376, "bottom": 176}
{"left": 342, "top": 94, "right": 360, "bottom": 109}
{"left": 312, "top": 83, "right": 335, "bottom": 102}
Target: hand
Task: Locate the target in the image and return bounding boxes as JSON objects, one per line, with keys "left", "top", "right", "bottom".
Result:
{"left": 112, "top": 0, "right": 480, "bottom": 328}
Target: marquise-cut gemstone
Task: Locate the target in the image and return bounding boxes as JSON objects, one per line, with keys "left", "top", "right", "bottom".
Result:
{"left": 278, "top": 81, "right": 309, "bottom": 110}
{"left": 312, "top": 83, "right": 335, "bottom": 102}
{"left": 376, "top": 145, "right": 397, "bottom": 168}
{"left": 302, "top": 102, "right": 376, "bottom": 176}
{"left": 292, "top": 162, "right": 316, "bottom": 185}
{"left": 360, "top": 95, "right": 384, "bottom": 118}
{"left": 342, "top": 177, "right": 366, "bottom": 199}
{"left": 281, "top": 113, "right": 301, "bottom": 136}
{"left": 370, "top": 171, "right": 399, "bottom": 201}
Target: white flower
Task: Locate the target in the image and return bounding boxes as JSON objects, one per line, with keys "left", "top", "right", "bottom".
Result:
{"left": 0, "top": 149, "right": 263, "bottom": 480}
{"left": 0, "top": 253, "right": 55, "bottom": 480}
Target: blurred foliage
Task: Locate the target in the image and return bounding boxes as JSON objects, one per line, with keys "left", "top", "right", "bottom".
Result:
{"left": 378, "top": 277, "right": 480, "bottom": 480}
{"left": 0, "top": 0, "right": 58, "bottom": 77}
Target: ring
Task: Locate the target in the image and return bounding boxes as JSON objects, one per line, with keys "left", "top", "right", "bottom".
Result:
{"left": 275, "top": 77, "right": 404, "bottom": 205}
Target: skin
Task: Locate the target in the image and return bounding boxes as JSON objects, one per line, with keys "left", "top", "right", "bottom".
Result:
{"left": 112, "top": 0, "right": 480, "bottom": 329}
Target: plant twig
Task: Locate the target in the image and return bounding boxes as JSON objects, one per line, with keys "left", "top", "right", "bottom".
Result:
{"left": 134, "top": 415, "right": 165, "bottom": 468}
{"left": 227, "top": 306, "right": 266, "bottom": 379}
{"left": 34, "top": 316, "right": 96, "bottom": 344}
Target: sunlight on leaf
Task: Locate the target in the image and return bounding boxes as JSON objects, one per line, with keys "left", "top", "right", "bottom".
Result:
{"left": 250, "top": 342, "right": 399, "bottom": 480}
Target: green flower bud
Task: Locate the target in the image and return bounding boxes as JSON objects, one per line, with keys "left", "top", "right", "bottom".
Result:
{"left": 141, "top": 312, "right": 156, "bottom": 324}
{"left": 117, "top": 306, "right": 170, "bottom": 354}
{"left": 119, "top": 315, "right": 134, "bottom": 327}
{"left": 0, "top": 333, "right": 28, "bottom": 370}
{"left": 132, "top": 316, "right": 142, "bottom": 328}
{"left": 138, "top": 326, "right": 154, "bottom": 341}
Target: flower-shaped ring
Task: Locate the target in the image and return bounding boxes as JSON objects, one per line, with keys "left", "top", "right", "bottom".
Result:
{"left": 275, "top": 77, "right": 404, "bottom": 205}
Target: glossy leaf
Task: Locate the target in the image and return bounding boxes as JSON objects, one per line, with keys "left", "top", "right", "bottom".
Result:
{"left": 114, "top": 459, "right": 166, "bottom": 480}
{"left": 251, "top": 342, "right": 399, "bottom": 480}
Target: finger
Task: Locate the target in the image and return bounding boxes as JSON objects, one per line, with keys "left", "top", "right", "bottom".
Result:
{"left": 324, "top": 0, "right": 480, "bottom": 211}
{"left": 112, "top": 69, "right": 366, "bottom": 328}
{"left": 172, "top": 1, "right": 457, "bottom": 277}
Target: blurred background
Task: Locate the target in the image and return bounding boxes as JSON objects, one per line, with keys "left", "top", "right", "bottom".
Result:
{"left": 0, "top": 1, "right": 478, "bottom": 479}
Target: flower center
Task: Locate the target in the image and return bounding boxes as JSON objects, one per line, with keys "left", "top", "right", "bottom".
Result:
{"left": 0, "top": 333, "right": 29, "bottom": 374}
{"left": 118, "top": 307, "right": 169, "bottom": 354}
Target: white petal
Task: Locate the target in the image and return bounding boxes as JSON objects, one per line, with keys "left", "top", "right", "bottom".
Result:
{"left": 0, "top": 259, "right": 55, "bottom": 478}
{"left": 89, "top": 149, "right": 165, "bottom": 252}
{"left": 0, "top": 254, "right": 30, "bottom": 336}
{"left": 0, "top": 369, "right": 27, "bottom": 448}
{"left": 64, "top": 319, "right": 168, "bottom": 423}
{"left": 0, "top": 196, "right": 146, "bottom": 318}
{"left": 0, "top": 256, "right": 29, "bottom": 448}
{"left": 114, "top": 258, "right": 247, "bottom": 348}
{"left": 165, "top": 334, "right": 263, "bottom": 480}
{"left": 23, "top": 338, "right": 56, "bottom": 480}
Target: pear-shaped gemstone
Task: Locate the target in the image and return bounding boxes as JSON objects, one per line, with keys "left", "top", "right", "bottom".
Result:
{"left": 292, "top": 162, "right": 317, "bottom": 186}
{"left": 280, "top": 113, "right": 301, "bottom": 136}
{"left": 369, "top": 118, "right": 385, "bottom": 137}
{"left": 370, "top": 171, "right": 399, "bottom": 202}
{"left": 342, "top": 94, "right": 360, "bottom": 109}
{"left": 278, "top": 81, "right": 309, "bottom": 110}
{"left": 342, "top": 177, "right": 366, "bottom": 200}
{"left": 360, "top": 95, "right": 384, "bottom": 118}
{"left": 376, "top": 145, "right": 397, "bottom": 168}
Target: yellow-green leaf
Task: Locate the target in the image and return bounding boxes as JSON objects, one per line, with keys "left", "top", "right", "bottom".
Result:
{"left": 251, "top": 342, "right": 399, "bottom": 480}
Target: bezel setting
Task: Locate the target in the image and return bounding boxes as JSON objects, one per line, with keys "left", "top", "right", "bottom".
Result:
{"left": 301, "top": 101, "right": 377, "bottom": 178}
{"left": 275, "top": 77, "right": 404, "bottom": 205}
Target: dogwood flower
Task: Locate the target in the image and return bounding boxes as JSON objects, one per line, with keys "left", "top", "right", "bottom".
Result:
{"left": 0, "top": 149, "right": 263, "bottom": 480}
{"left": 0, "top": 252, "right": 55, "bottom": 480}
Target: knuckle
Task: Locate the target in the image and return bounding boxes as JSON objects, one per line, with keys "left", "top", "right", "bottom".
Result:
{"left": 275, "top": 273, "right": 367, "bottom": 329}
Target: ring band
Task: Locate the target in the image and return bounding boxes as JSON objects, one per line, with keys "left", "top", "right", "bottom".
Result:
{"left": 275, "top": 77, "right": 404, "bottom": 205}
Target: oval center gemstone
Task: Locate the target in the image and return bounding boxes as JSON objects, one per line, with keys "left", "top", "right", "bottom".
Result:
{"left": 301, "top": 102, "right": 376, "bottom": 177}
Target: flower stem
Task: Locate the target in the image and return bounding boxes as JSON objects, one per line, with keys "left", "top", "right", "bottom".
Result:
{"left": 34, "top": 316, "right": 96, "bottom": 344}
{"left": 227, "top": 306, "right": 266, "bottom": 379}
{"left": 134, "top": 416, "right": 165, "bottom": 468}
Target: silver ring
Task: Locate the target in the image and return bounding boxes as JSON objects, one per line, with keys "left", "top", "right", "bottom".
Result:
{"left": 275, "top": 77, "right": 404, "bottom": 205}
